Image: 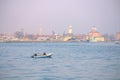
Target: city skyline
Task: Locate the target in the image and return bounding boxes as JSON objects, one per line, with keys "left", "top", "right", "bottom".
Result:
{"left": 0, "top": 25, "right": 119, "bottom": 35}
{"left": 0, "top": 0, "right": 120, "bottom": 34}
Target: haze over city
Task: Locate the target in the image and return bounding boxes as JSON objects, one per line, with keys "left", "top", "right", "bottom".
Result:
{"left": 0, "top": 0, "right": 120, "bottom": 35}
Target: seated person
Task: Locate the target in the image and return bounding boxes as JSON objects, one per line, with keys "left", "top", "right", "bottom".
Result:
{"left": 43, "top": 52, "right": 46, "bottom": 55}
{"left": 34, "top": 54, "right": 37, "bottom": 56}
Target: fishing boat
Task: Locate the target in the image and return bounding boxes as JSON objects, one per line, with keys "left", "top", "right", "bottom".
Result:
{"left": 31, "top": 53, "right": 53, "bottom": 58}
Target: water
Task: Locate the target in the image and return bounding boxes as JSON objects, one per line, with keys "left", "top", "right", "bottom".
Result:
{"left": 0, "top": 42, "right": 120, "bottom": 80}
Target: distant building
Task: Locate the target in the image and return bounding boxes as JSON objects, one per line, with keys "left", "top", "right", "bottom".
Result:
{"left": 14, "top": 30, "right": 24, "bottom": 39}
{"left": 37, "top": 35, "right": 49, "bottom": 41}
{"left": 0, "top": 33, "right": 18, "bottom": 42}
{"left": 63, "top": 25, "right": 73, "bottom": 41}
{"left": 67, "top": 25, "right": 73, "bottom": 34}
{"left": 87, "top": 27, "right": 104, "bottom": 42}
{"left": 75, "top": 34, "right": 87, "bottom": 42}
{"left": 115, "top": 31, "right": 120, "bottom": 41}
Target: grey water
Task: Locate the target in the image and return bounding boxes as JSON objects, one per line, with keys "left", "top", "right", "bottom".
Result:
{"left": 0, "top": 42, "right": 120, "bottom": 80}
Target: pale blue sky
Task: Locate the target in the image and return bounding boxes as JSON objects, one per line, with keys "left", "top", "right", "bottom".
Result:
{"left": 0, "top": 0, "right": 120, "bottom": 35}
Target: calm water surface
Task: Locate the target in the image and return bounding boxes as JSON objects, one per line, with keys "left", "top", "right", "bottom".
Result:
{"left": 0, "top": 42, "right": 120, "bottom": 80}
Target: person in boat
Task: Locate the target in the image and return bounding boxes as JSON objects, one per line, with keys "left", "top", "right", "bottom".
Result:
{"left": 43, "top": 52, "right": 46, "bottom": 55}
{"left": 34, "top": 54, "right": 37, "bottom": 56}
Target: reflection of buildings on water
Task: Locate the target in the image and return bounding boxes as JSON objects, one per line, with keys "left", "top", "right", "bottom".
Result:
{"left": 87, "top": 27, "right": 105, "bottom": 42}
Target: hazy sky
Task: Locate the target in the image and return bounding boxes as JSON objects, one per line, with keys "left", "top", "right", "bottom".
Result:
{"left": 0, "top": 0, "right": 120, "bottom": 35}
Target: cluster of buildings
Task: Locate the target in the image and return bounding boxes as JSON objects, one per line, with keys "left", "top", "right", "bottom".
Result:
{"left": 0, "top": 25, "right": 120, "bottom": 43}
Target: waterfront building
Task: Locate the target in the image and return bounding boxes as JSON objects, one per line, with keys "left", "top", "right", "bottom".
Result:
{"left": 0, "top": 33, "right": 19, "bottom": 42}
{"left": 115, "top": 31, "right": 120, "bottom": 41}
{"left": 14, "top": 30, "right": 24, "bottom": 39}
{"left": 37, "top": 36, "right": 49, "bottom": 41}
{"left": 75, "top": 34, "right": 87, "bottom": 42}
{"left": 63, "top": 25, "right": 73, "bottom": 41}
{"left": 87, "top": 27, "right": 104, "bottom": 42}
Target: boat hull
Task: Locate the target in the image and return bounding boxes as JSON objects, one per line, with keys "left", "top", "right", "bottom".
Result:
{"left": 32, "top": 53, "right": 52, "bottom": 58}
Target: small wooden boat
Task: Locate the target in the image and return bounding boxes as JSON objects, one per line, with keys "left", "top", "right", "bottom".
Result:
{"left": 31, "top": 53, "right": 53, "bottom": 58}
